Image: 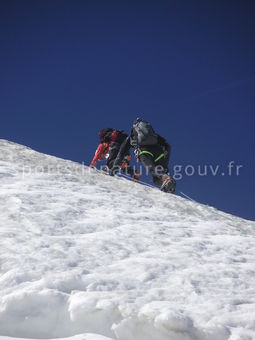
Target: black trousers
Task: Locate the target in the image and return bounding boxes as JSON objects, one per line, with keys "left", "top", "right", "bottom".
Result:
{"left": 107, "top": 142, "right": 120, "bottom": 169}
{"left": 139, "top": 144, "right": 169, "bottom": 186}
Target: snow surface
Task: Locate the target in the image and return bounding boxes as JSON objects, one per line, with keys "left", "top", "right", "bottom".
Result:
{"left": 0, "top": 139, "right": 255, "bottom": 340}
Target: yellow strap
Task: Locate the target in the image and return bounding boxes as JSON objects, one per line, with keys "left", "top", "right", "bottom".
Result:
{"left": 139, "top": 150, "right": 154, "bottom": 157}
{"left": 155, "top": 153, "right": 165, "bottom": 162}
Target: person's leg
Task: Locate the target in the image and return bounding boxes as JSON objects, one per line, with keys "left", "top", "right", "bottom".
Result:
{"left": 155, "top": 155, "right": 176, "bottom": 193}
{"left": 155, "top": 156, "right": 169, "bottom": 175}
{"left": 139, "top": 153, "right": 154, "bottom": 173}
{"left": 138, "top": 145, "right": 176, "bottom": 192}
{"left": 144, "top": 145, "right": 167, "bottom": 179}
{"left": 106, "top": 143, "right": 120, "bottom": 169}
{"left": 139, "top": 153, "right": 162, "bottom": 186}
{"left": 139, "top": 145, "right": 174, "bottom": 191}
{"left": 138, "top": 146, "right": 162, "bottom": 185}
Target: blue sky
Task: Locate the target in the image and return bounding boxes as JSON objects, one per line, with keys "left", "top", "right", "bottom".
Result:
{"left": 1, "top": 0, "right": 254, "bottom": 220}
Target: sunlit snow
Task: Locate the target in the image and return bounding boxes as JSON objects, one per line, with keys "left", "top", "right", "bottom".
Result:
{"left": 0, "top": 139, "right": 255, "bottom": 340}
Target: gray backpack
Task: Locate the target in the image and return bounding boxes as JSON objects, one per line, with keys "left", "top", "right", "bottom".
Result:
{"left": 131, "top": 119, "right": 158, "bottom": 146}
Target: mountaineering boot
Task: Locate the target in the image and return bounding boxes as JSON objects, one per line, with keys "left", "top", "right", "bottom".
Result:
{"left": 160, "top": 175, "right": 176, "bottom": 194}
{"left": 102, "top": 165, "right": 109, "bottom": 173}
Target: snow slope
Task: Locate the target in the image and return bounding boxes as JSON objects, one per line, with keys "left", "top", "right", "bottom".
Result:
{"left": 0, "top": 139, "right": 255, "bottom": 340}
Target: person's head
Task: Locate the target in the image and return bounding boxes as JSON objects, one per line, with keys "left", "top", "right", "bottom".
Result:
{"left": 99, "top": 128, "right": 113, "bottom": 142}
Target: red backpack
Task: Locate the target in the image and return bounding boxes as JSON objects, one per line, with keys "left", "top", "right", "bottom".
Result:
{"left": 99, "top": 128, "right": 114, "bottom": 143}
{"left": 99, "top": 128, "right": 127, "bottom": 144}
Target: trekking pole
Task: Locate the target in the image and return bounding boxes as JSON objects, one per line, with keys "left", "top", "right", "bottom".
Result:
{"left": 179, "top": 191, "right": 196, "bottom": 202}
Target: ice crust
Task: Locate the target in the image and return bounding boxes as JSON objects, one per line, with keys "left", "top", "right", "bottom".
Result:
{"left": 0, "top": 139, "right": 255, "bottom": 340}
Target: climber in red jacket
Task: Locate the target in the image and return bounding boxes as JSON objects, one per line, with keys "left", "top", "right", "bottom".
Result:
{"left": 90, "top": 128, "right": 140, "bottom": 181}
{"left": 90, "top": 142, "right": 110, "bottom": 168}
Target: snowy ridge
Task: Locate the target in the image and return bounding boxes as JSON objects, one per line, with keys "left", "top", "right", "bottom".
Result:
{"left": 0, "top": 139, "right": 255, "bottom": 340}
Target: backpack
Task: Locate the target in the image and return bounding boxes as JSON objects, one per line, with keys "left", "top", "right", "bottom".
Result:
{"left": 99, "top": 128, "right": 114, "bottom": 142}
{"left": 131, "top": 119, "right": 158, "bottom": 146}
{"left": 99, "top": 128, "right": 127, "bottom": 144}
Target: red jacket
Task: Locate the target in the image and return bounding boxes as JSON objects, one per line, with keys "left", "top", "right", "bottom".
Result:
{"left": 90, "top": 142, "right": 110, "bottom": 167}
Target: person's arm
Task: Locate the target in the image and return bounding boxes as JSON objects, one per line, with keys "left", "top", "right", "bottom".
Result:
{"left": 90, "top": 143, "right": 109, "bottom": 167}
{"left": 110, "top": 136, "right": 131, "bottom": 175}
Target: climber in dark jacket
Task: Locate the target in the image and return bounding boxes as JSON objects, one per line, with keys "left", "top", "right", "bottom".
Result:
{"left": 110, "top": 119, "right": 176, "bottom": 193}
